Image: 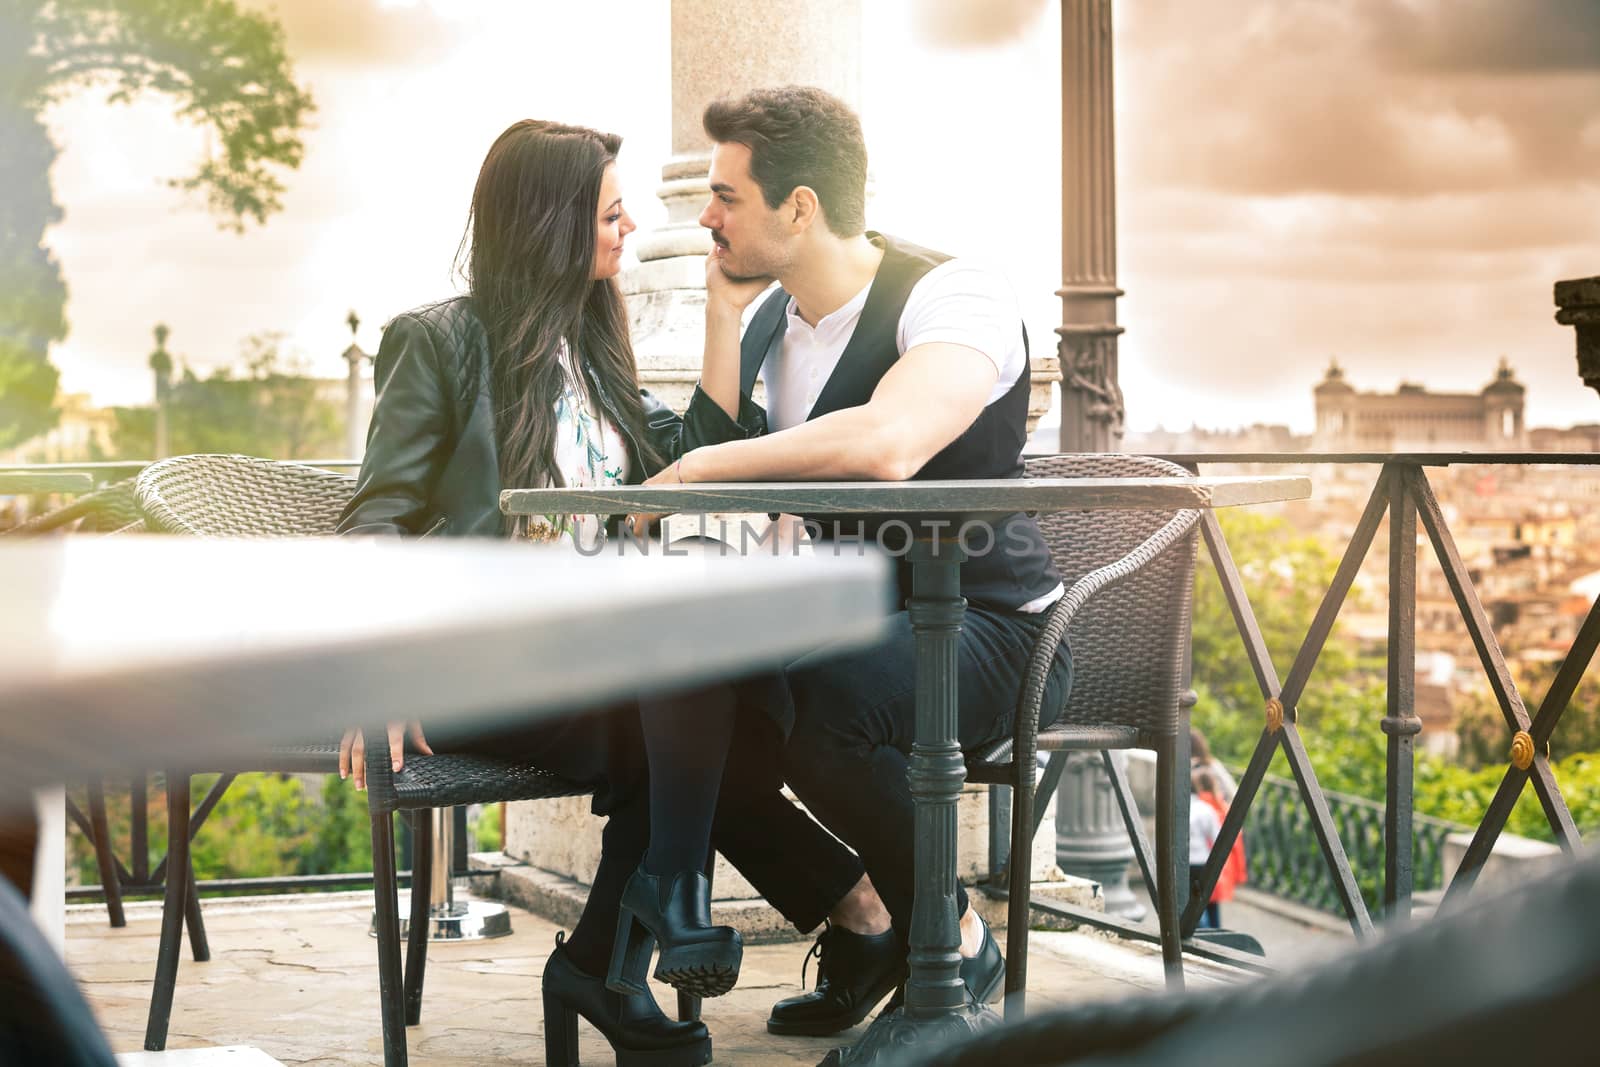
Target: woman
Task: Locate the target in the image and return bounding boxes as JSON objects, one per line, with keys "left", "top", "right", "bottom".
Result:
{"left": 336, "top": 119, "right": 766, "bottom": 1067}
{"left": 1190, "top": 727, "right": 1238, "bottom": 804}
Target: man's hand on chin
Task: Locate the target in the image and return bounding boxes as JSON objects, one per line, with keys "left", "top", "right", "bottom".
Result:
{"left": 704, "top": 249, "right": 773, "bottom": 313}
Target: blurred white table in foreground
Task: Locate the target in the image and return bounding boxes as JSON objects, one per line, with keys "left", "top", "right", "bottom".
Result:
{"left": 0, "top": 536, "right": 891, "bottom": 805}
{"left": 0, "top": 535, "right": 890, "bottom": 1065}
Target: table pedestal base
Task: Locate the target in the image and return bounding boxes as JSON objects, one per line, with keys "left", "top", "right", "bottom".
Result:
{"left": 820, "top": 1002, "right": 1001, "bottom": 1066}
{"left": 396, "top": 895, "right": 512, "bottom": 941}
{"left": 371, "top": 807, "right": 512, "bottom": 942}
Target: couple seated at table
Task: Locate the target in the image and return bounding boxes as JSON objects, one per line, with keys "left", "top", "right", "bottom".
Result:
{"left": 336, "top": 85, "right": 1073, "bottom": 1067}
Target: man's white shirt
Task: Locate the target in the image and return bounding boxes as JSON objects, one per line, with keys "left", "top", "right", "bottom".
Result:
{"left": 757, "top": 258, "right": 1028, "bottom": 433}
{"left": 744, "top": 257, "right": 1064, "bottom": 614}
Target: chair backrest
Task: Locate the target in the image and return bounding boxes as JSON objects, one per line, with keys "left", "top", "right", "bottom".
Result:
{"left": 136, "top": 454, "right": 356, "bottom": 538}
{"left": 1024, "top": 453, "right": 1200, "bottom": 739}
{"left": 0, "top": 478, "right": 143, "bottom": 537}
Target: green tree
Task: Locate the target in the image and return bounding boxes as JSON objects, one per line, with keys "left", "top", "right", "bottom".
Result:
{"left": 0, "top": 0, "right": 314, "bottom": 451}
{"left": 1453, "top": 662, "right": 1600, "bottom": 770}
{"left": 108, "top": 333, "right": 343, "bottom": 459}
{"left": 67, "top": 772, "right": 376, "bottom": 889}
{"left": 1190, "top": 509, "right": 1364, "bottom": 762}
{"left": 1188, "top": 512, "right": 1600, "bottom": 851}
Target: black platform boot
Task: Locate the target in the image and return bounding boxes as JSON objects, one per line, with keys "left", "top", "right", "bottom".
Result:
{"left": 609, "top": 867, "right": 743, "bottom": 999}
{"left": 542, "top": 933, "right": 711, "bottom": 1067}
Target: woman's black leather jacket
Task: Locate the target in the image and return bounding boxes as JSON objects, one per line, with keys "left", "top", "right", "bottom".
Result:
{"left": 337, "top": 297, "right": 766, "bottom": 538}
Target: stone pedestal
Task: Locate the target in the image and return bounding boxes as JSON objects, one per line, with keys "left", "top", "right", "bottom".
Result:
{"left": 1054, "top": 750, "right": 1144, "bottom": 919}
{"left": 628, "top": 0, "right": 1058, "bottom": 431}
{"left": 1442, "top": 831, "right": 1561, "bottom": 900}
{"left": 1555, "top": 275, "right": 1600, "bottom": 398}
{"left": 625, "top": 0, "right": 862, "bottom": 409}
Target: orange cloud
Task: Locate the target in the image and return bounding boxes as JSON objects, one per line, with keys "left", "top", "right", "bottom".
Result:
{"left": 1119, "top": 0, "right": 1600, "bottom": 197}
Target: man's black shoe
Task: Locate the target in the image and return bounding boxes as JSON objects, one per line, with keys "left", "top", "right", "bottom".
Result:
{"left": 767, "top": 922, "right": 907, "bottom": 1036}
{"left": 872, "top": 915, "right": 1005, "bottom": 1016}
{"left": 962, "top": 914, "right": 1004, "bottom": 1004}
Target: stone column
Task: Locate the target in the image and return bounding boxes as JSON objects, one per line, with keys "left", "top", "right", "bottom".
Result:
{"left": 342, "top": 310, "right": 370, "bottom": 460}
{"left": 624, "top": 0, "right": 862, "bottom": 410}
{"left": 149, "top": 324, "right": 172, "bottom": 460}
{"left": 1052, "top": 0, "right": 1137, "bottom": 920}
{"left": 1056, "top": 0, "right": 1124, "bottom": 452}
{"left": 1555, "top": 275, "right": 1600, "bottom": 398}
{"left": 1054, "top": 751, "right": 1144, "bottom": 918}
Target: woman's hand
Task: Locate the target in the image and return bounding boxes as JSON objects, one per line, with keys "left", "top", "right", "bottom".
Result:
{"left": 340, "top": 722, "right": 433, "bottom": 790}
{"left": 624, "top": 453, "right": 699, "bottom": 538}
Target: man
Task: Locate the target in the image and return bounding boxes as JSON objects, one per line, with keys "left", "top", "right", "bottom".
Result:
{"left": 645, "top": 85, "right": 1074, "bottom": 1036}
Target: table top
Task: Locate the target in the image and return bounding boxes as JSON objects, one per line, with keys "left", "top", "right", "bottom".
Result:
{"left": 502, "top": 474, "right": 1312, "bottom": 517}
{"left": 0, "top": 537, "right": 890, "bottom": 803}
{"left": 0, "top": 472, "right": 94, "bottom": 495}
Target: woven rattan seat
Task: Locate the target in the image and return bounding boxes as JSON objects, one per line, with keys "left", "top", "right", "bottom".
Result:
{"left": 384, "top": 754, "right": 594, "bottom": 810}
{"left": 132, "top": 454, "right": 604, "bottom": 1066}
{"left": 966, "top": 453, "right": 1201, "bottom": 1007}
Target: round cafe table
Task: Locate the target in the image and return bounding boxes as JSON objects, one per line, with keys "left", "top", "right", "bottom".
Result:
{"left": 504, "top": 473, "right": 1311, "bottom": 1063}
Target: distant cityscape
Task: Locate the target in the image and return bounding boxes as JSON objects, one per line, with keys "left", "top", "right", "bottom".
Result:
{"left": 1120, "top": 359, "right": 1600, "bottom": 455}
{"left": 1122, "top": 361, "right": 1599, "bottom": 763}
{"left": 16, "top": 354, "right": 1600, "bottom": 468}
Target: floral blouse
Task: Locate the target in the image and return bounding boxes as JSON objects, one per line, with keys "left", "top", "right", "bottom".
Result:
{"left": 523, "top": 340, "right": 629, "bottom": 551}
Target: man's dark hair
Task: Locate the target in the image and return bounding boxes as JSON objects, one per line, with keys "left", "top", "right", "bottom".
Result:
{"left": 703, "top": 85, "right": 867, "bottom": 237}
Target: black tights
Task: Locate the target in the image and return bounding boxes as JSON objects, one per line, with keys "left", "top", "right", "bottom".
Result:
{"left": 640, "top": 687, "right": 736, "bottom": 876}
{"left": 438, "top": 686, "right": 854, "bottom": 980}
{"left": 563, "top": 688, "right": 735, "bottom": 975}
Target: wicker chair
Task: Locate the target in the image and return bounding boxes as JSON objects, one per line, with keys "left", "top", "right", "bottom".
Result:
{"left": 132, "top": 454, "right": 616, "bottom": 1067}
{"left": 0, "top": 476, "right": 142, "bottom": 536}
{"left": 967, "top": 453, "right": 1202, "bottom": 1011}
{"left": 0, "top": 478, "right": 188, "bottom": 949}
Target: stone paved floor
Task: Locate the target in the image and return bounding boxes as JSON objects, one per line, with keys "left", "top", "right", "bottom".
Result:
{"left": 71, "top": 892, "right": 1244, "bottom": 1066}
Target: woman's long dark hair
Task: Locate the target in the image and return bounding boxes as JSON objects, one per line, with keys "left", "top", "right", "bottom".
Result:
{"left": 461, "top": 120, "right": 659, "bottom": 526}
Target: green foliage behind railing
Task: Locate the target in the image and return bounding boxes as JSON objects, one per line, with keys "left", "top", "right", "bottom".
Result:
{"left": 1245, "top": 773, "right": 1468, "bottom": 914}
{"left": 67, "top": 773, "right": 374, "bottom": 892}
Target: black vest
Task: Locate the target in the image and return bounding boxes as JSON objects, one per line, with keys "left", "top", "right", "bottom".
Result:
{"left": 740, "top": 233, "right": 1061, "bottom": 611}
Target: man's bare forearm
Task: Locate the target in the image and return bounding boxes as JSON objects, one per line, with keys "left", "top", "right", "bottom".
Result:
{"left": 686, "top": 403, "right": 915, "bottom": 482}
{"left": 699, "top": 303, "right": 744, "bottom": 421}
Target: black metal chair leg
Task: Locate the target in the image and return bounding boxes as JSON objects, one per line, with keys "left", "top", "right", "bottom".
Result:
{"left": 143, "top": 772, "right": 190, "bottom": 1050}
{"left": 1003, "top": 756, "right": 1036, "bottom": 1019}
{"left": 1154, "top": 742, "right": 1186, "bottom": 991}
{"left": 183, "top": 858, "right": 209, "bottom": 963}
{"left": 403, "top": 810, "right": 432, "bottom": 1027}
{"left": 371, "top": 809, "right": 408, "bottom": 1067}
{"left": 85, "top": 782, "right": 125, "bottom": 928}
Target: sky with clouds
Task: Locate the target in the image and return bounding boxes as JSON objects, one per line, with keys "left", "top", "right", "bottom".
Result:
{"left": 36, "top": 0, "right": 1600, "bottom": 434}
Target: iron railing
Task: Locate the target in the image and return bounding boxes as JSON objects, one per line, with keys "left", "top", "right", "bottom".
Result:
{"left": 0, "top": 458, "right": 361, "bottom": 486}
{"left": 1245, "top": 773, "right": 1467, "bottom": 914}
{"left": 1168, "top": 453, "right": 1598, "bottom": 936}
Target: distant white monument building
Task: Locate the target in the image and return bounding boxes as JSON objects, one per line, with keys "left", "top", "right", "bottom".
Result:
{"left": 1313, "top": 359, "right": 1527, "bottom": 451}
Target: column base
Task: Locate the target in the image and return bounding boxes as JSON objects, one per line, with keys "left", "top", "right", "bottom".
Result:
{"left": 369, "top": 895, "right": 512, "bottom": 942}
{"left": 821, "top": 1001, "right": 1001, "bottom": 1066}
